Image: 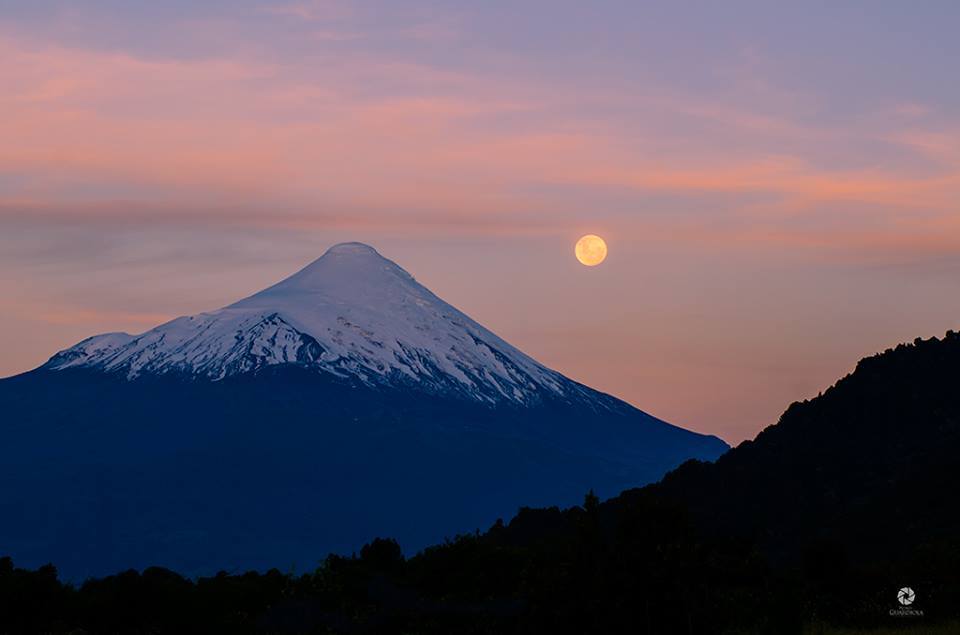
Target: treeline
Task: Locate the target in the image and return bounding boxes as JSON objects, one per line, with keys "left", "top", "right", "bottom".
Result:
{"left": 2, "top": 499, "right": 958, "bottom": 634}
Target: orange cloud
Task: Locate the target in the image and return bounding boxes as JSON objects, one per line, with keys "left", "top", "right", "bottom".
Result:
{"left": 1, "top": 32, "right": 958, "bottom": 261}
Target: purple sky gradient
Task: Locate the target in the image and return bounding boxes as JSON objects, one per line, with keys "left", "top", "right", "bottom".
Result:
{"left": 2, "top": 1, "right": 959, "bottom": 442}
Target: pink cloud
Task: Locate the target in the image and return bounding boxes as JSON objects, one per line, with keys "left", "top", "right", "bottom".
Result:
{"left": 1, "top": 32, "right": 958, "bottom": 261}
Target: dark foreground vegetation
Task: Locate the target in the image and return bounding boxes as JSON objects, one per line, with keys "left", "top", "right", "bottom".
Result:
{"left": 3, "top": 331, "right": 960, "bottom": 634}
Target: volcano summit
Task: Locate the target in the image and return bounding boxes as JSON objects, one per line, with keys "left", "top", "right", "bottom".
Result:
{"left": 0, "top": 243, "right": 727, "bottom": 579}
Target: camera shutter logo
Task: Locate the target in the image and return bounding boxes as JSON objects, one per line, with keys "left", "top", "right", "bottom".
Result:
{"left": 897, "top": 587, "right": 915, "bottom": 606}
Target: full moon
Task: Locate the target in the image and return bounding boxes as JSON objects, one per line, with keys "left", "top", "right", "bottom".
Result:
{"left": 575, "top": 234, "right": 608, "bottom": 266}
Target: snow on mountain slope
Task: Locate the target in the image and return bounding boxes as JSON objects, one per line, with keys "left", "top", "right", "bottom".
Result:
{"left": 45, "top": 242, "right": 571, "bottom": 404}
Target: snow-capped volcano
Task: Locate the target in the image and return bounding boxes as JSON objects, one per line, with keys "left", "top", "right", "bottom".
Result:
{"left": 46, "top": 242, "right": 566, "bottom": 404}
{"left": 4, "top": 241, "right": 728, "bottom": 580}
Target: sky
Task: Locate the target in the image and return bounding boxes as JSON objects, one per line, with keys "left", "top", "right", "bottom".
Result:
{"left": 2, "top": 1, "right": 959, "bottom": 443}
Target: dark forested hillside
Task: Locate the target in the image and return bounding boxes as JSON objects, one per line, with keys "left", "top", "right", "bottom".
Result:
{"left": 653, "top": 330, "right": 960, "bottom": 562}
{"left": 3, "top": 331, "right": 960, "bottom": 634}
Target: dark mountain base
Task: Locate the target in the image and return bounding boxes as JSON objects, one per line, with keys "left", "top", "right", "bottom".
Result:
{"left": 2, "top": 332, "right": 958, "bottom": 634}
{"left": 0, "top": 366, "right": 724, "bottom": 581}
